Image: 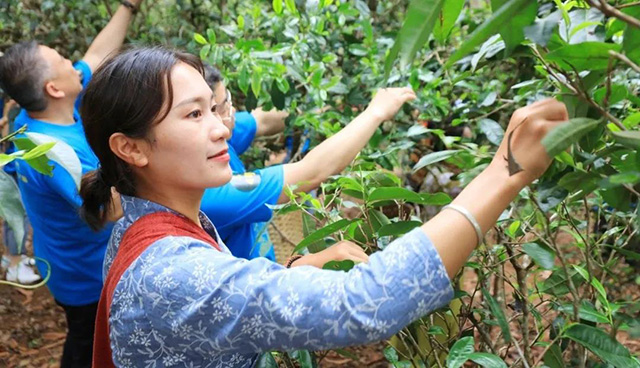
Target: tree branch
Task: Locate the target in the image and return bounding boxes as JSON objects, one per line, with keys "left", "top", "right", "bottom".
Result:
{"left": 588, "top": 0, "right": 640, "bottom": 29}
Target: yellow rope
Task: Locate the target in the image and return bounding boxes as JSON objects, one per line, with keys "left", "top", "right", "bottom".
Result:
{"left": 0, "top": 256, "right": 51, "bottom": 289}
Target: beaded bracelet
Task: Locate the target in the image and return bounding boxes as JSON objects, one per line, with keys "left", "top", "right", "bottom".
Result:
{"left": 285, "top": 255, "right": 304, "bottom": 268}
{"left": 442, "top": 204, "right": 484, "bottom": 245}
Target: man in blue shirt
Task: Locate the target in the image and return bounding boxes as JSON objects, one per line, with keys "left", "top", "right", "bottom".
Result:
{"left": 201, "top": 65, "right": 288, "bottom": 261}
{"left": 0, "top": 1, "right": 142, "bottom": 366}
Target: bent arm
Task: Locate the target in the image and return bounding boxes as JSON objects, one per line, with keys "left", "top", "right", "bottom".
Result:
{"left": 114, "top": 229, "right": 452, "bottom": 356}
{"left": 279, "top": 108, "right": 382, "bottom": 202}
{"left": 278, "top": 87, "right": 415, "bottom": 203}
{"left": 82, "top": 1, "right": 142, "bottom": 71}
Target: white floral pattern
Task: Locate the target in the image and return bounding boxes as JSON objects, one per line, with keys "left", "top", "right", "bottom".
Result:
{"left": 105, "top": 196, "right": 453, "bottom": 367}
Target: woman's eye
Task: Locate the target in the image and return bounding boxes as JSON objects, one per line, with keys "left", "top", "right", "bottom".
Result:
{"left": 187, "top": 110, "right": 202, "bottom": 119}
{"left": 211, "top": 105, "right": 218, "bottom": 113}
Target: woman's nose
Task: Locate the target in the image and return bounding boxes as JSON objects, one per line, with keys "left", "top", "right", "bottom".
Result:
{"left": 211, "top": 116, "right": 231, "bottom": 141}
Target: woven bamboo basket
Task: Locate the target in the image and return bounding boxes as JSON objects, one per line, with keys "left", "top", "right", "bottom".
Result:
{"left": 268, "top": 211, "right": 304, "bottom": 264}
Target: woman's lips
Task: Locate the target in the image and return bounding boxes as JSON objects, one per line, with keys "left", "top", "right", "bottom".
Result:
{"left": 209, "top": 149, "right": 230, "bottom": 163}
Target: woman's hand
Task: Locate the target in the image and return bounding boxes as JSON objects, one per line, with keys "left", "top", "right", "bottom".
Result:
{"left": 289, "top": 241, "right": 369, "bottom": 268}
{"left": 365, "top": 87, "right": 417, "bottom": 122}
{"left": 490, "top": 98, "right": 569, "bottom": 188}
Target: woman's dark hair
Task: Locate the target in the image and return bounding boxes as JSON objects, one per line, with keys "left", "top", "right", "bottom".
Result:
{"left": 79, "top": 47, "right": 203, "bottom": 230}
{"left": 203, "top": 63, "right": 223, "bottom": 89}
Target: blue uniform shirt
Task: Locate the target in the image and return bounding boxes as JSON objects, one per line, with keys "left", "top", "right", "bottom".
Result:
{"left": 14, "top": 60, "right": 112, "bottom": 306}
{"left": 201, "top": 112, "right": 284, "bottom": 261}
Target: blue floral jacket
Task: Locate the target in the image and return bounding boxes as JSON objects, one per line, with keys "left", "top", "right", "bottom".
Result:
{"left": 104, "top": 195, "right": 453, "bottom": 367}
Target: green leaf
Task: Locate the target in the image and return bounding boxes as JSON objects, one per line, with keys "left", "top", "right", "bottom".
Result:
{"left": 478, "top": 118, "right": 504, "bottom": 146}
{"left": 611, "top": 130, "right": 640, "bottom": 150}
{"left": 322, "top": 259, "right": 356, "bottom": 271}
{"left": 291, "top": 350, "right": 315, "bottom": 368}
{"left": 26, "top": 132, "right": 83, "bottom": 190}
{"left": 558, "top": 171, "right": 599, "bottom": 195}
{"left": 206, "top": 29, "right": 216, "bottom": 44}
{"left": 383, "top": 346, "right": 399, "bottom": 363}
{"left": 468, "top": 352, "right": 507, "bottom": 368}
{"left": 545, "top": 42, "right": 621, "bottom": 71}
{"left": 256, "top": 352, "right": 278, "bottom": 368}
{"left": 564, "top": 324, "right": 639, "bottom": 368}
{"left": 294, "top": 219, "right": 354, "bottom": 253}
{"left": 368, "top": 187, "right": 451, "bottom": 205}
{"left": 199, "top": 44, "right": 211, "bottom": 60}
{"left": 542, "top": 343, "right": 564, "bottom": 368}
{"left": 413, "top": 150, "right": 461, "bottom": 172}
{"left": 193, "top": 32, "right": 207, "bottom": 45}
{"left": 334, "top": 348, "right": 359, "bottom": 361}
{"left": 0, "top": 153, "right": 17, "bottom": 166}
{"left": 433, "top": 0, "right": 465, "bottom": 44}
{"left": 273, "top": 0, "right": 283, "bottom": 14}
{"left": 608, "top": 172, "right": 640, "bottom": 185}
{"left": 285, "top": 0, "right": 297, "bottom": 14}
{"left": 623, "top": 112, "right": 640, "bottom": 129}
{"left": 542, "top": 118, "right": 600, "bottom": 157}
{"left": 445, "top": 0, "right": 532, "bottom": 67}
{"left": 524, "top": 10, "right": 562, "bottom": 46}
{"left": 384, "top": 0, "right": 446, "bottom": 77}
{"left": 558, "top": 302, "right": 609, "bottom": 324}
{"left": 251, "top": 71, "right": 262, "bottom": 97}
{"left": 491, "top": 0, "right": 537, "bottom": 52}
{"left": 238, "top": 65, "right": 250, "bottom": 94}
{"left": 0, "top": 170, "right": 26, "bottom": 247}
{"left": 593, "top": 84, "right": 628, "bottom": 106}
{"left": 377, "top": 221, "right": 422, "bottom": 237}
{"left": 13, "top": 137, "right": 54, "bottom": 176}
{"left": 446, "top": 336, "right": 475, "bottom": 368}
{"left": 522, "top": 242, "right": 556, "bottom": 269}
{"left": 622, "top": 6, "right": 640, "bottom": 65}
{"left": 482, "top": 288, "right": 512, "bottom": 343}
{"left": 21, "top": 141, "right": 55, "bottom": 160}
{"left": 572, "top": 264, "right": 607, "bottom": 301}
{"left": 237, "top": 15, "right": 245, "bottom": 30}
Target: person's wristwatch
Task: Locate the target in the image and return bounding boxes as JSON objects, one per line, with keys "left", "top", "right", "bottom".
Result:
{"left": 120, "top": 0, "right": 138, "bottom": 14}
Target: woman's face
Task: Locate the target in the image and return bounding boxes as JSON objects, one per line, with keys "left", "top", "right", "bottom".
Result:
{"left": 213, "top": 82, "right": 236, "bottom": 134}
{"left": 143, "top": 63, "right": 232, "bottom": 191}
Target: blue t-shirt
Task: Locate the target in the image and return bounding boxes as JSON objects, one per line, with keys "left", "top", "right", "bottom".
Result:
{"left": 14, "top": 60, "right": 112, "bottom": 306}
{"left": 201, "top": 112, "right": 284, "bottom": 261}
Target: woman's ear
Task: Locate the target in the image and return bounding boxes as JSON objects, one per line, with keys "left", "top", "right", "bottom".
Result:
{"left": 109, "top": 133, "right": 150, "bottom": 167}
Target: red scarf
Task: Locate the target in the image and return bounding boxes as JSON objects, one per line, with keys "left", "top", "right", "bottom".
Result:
{"left": 93, "top": 212, "right": 220, "bottom": 367}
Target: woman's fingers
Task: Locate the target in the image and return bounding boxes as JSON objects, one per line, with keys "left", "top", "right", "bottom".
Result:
{"left": 529, "top": 98, "right": 569, "bottom": 122}
{"left": 347, "top": 249, "right": 370, "bottom": 263}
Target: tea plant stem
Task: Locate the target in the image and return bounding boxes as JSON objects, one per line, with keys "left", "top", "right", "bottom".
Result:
{"left": 617, "top": 1, "right": 640, "bottom": 9}
{"left": 531, "top": 46, "right": 626, "bottom": 130}
{"left": 505, "top": 245, "right": 533, "bottom": 367}
{"left": 609, "top": 50, "right": 640, "bottom": 74}
{"left": 588, "top": 0, "right": 640, "bottom": 28}
{"left": 467, "top": 312, "right": 498, "bottom": 354}
{"left": 530, "top": 196, "right": 581, "bottom": 322}
{"left": 532, "top": 333, "right": 565, "bottom": 367}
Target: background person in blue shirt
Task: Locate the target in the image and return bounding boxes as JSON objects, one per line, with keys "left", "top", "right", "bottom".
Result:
{"left": 201, "top": 65, "right": 411, "bottom": 264}
{"left": 0, "top": 1, "right": 142, "bottom": 366}
{"left": 202, "top": 65, "right": 289, "bottom": 261}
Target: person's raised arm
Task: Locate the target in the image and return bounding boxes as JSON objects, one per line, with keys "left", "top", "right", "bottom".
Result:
{"left": 422, "top": 99, "right": 569, "bottom": 278}
{"left": 81, "top": 0, "right": 143, "bottom": 71}
{"left": 252, "top": 107, "right": 288, "bottom": 137}
{"left": 278, "top": 87, "right": 415, "bottom": 203}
